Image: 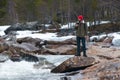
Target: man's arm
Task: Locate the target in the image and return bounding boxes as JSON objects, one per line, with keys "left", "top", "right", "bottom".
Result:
{"left": 75, "top": 23, "right": 79, "bottom": 30}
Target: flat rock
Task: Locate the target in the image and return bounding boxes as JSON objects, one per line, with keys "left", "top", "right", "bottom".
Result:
{"left": 46, "top": 45, "right": 76, "bottom": 55}
{"left": 81, "top": 59, "right": 120, "bottom": 80}
{"left": 51, "top": 56, "right": 95, "bottom": 73}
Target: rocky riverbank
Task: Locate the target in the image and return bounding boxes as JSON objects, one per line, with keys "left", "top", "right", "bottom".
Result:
{"left": 57, "top": 42, "right": 120, "bottom": 80}
{"left": 1, "top": 33, "right": 120, "bottom": 80}
{"left": 1, "top": 23, "right": 120, "bottom": 80}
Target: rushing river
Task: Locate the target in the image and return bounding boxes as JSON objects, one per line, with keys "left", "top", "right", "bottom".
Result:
{"left": 0, "top": 55, "right": 75, "bottom": 80}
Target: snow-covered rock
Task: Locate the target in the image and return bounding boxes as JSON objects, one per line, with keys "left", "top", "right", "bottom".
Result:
{"left": 0, "top": 25, "right": 10, "bottom": 36}
{"left": 112, "top": 33, "right": 120, "bottom": 46}
{"left": 90, "top": 34, "right": 107, "bottom": 42}
{"left": 90, "top": 35, "right": 99, "bottom": 42}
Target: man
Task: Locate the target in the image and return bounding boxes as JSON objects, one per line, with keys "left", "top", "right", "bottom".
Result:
{"left": 75, "top": 15, "right": 87, "bottom": 57}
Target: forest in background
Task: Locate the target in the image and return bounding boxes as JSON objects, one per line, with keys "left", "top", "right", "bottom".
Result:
{"left": 0, "top": 0, "right": 120, "bottom": 25}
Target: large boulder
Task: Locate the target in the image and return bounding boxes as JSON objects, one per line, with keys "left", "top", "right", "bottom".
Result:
{"left": 51, "top": 56, "right": 95, "bottom": 73}
{"left": 17, "top": 37, "right": 46, "bottom": 48}
{"left": 0, "top": 41, "right": 39, "bottom": 62}
{"left": 8, "top": 44, "right": 39, "bottom": 62}
{"left": 46, "top": 45, "right": 76, "bottom": 55}
{"left": 4, "top": 21, "right": 42, "bottom": 34}
{"left": 13, "top": 43, "right": 39, "bottom": 51}
{"left": 43, "top": 39, "right": 76, "bottom": 55}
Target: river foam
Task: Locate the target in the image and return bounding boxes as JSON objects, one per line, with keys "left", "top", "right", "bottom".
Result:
{"left": 0, "top": 55, "right": 73, "bottom": 80}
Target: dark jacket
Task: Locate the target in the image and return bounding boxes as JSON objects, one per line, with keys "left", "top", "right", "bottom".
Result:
{"left": 75, "top": 22, "right": 87, "bottom": 37}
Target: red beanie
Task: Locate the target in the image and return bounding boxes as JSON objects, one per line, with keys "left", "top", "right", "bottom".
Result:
{"left": 78, "top": 15, "right": 83, "bottom": 21}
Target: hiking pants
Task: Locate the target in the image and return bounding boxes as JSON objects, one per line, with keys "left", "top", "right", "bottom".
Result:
{"left": 76, "top": 36, "right": 86, "bottom": 56}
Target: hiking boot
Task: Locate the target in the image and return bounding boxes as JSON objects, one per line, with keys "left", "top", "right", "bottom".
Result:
{"left": 75, "top": 54, "right": 81, "bottom": 56}
{"left": 83, "top": 54, "right": 87, "bottom": 57}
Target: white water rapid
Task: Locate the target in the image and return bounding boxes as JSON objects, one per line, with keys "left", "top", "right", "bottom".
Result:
{"left": 0, "top": 55, "right": 73, "bottom": 80}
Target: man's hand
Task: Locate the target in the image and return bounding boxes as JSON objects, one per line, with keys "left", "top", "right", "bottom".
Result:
{"left": 75, "top": 24, "right": 78, "bottom": 29}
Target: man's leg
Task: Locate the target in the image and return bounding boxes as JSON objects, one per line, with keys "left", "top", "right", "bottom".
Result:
{"left": 81, "top": 37, "right": 87, "bottom": 57}
{"left": 76, "top": 36, "right": 81, "bottom": 56}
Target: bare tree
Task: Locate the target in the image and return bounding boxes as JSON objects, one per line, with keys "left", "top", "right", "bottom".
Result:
{"left": 8, "top": 0, "right": 18, "bottom": 24}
